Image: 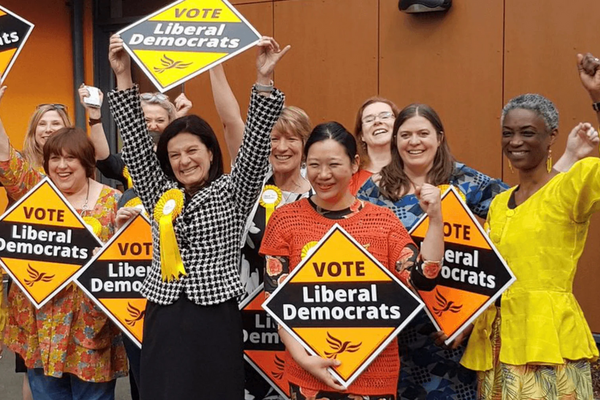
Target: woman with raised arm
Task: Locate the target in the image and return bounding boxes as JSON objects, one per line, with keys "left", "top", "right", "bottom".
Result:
{"left": 461, "top": 94, "right": 599, "bottom": 399}
{"left": 357, "top": 102, "right": 598, "bottom": 399}
{"left": 260, "top": 122, "right": 444, "bottom": 400}
{"left": 107, "top": 34, "right": 287, "bottom": 399}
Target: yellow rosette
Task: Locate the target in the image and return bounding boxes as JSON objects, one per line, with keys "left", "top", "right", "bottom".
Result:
{"left": 301, "top": 241, "right": 318, "bottom": 260}
{"left": 123, "top": 166, "right": 133, "bottom": 189}
{"left": 437, "top": 184, "right": 466, "bottom": 201}
{"left": 259, "top": 185, "right": 282, "bottom": 224}
{"left": 83, "top": 217, "right": 102, "bottom": 237}
{"left": 154, "top": 189, "right": 186, "bottom": 282}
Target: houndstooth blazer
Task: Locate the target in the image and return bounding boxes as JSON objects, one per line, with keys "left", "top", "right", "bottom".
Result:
{"left": 108, "top": 85, "right": 284, "bottom": 306}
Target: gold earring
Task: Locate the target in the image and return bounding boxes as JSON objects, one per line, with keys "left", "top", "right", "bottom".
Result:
{"left": 547, "top": 149, "right": 552, "bottom": 173}
{"left": 508, "top": 160, "right": 514, "bottom": 174}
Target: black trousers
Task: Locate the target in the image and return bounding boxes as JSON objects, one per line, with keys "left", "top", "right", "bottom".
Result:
{"left": 139, "top": 296, "right": 244, "bottom": 400}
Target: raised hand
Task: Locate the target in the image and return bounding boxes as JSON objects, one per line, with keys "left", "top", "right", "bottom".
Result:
{"left": 174, "top": 93, "right": 193, "bottom": 118}
{"left": 577, "top": 53, "right": 600, "bottom": 101}
{"left": 565, "top": 122, "right": 599, "bottom": 160}
{"left": 78, "top": 84, "right": 103, "bottom": 119}
{"left": 255, "top": 36, "right": 291, "bottom": 84}
{"left": 109, "top": 34, "right": 133, "bottom": 89}
{"left": 415, "top": 183, "right": 442, "bottom": 220}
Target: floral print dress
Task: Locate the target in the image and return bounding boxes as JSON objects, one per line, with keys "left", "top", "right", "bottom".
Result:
{"left": 0, "top": 146, "right": 127, "bottom": 382}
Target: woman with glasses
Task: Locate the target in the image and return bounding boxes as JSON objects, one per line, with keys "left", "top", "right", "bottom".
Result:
{"left": 351, "top": 97, "right": 399, "bottom": 194}
{"left": 357, "top": 102, "right": 598, "bottom": 400}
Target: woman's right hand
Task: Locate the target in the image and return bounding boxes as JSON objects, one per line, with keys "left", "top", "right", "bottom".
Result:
{"left": 255, "top": 36, "right": 290, "bottom": 85}
{"left": 109, "top": 34, "right": 133, "bottom": 89}
{"left": 296, "top": 354, "right": 347, "bottom": 392}
{"left": 115, "top": 206, "right": 142, "bottom": 230}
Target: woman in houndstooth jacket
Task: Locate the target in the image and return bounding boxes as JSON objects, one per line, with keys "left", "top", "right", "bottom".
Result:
{"left": 107, "top": 34, "right": 289, "bottom": 400}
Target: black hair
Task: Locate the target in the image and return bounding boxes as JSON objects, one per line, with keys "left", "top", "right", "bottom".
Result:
{"left": 156, "top": 115, "right": 224, "bottom": 189}
{"left": 304, "top": 122, "right": 358, "bottom": 163}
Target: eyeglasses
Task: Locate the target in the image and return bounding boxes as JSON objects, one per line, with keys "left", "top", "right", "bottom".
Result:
{"left": 36, "top": 103, "right": 68, "bottom": 112}
{"left": 140, "top": 93, "right": 168, "bottom": 103}
{"left": 362, "top": 111, "right": 394, "bottom": 125}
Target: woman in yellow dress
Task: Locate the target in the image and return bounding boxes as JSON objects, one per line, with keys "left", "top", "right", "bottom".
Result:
{"left": 461, "top": 93, "right": 599, "bottom": 399}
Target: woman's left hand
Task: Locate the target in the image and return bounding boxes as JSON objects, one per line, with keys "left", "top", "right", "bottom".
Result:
{"left": 255, "top": 36, "right": 291, "bottom": 84}
{"left": 416, "top": 183, "right": 442, "bottom": 219}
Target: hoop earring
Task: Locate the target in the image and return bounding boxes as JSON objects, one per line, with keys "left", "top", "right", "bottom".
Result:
{"left": 547, "top": 149, "right": 552, "bottom": 173}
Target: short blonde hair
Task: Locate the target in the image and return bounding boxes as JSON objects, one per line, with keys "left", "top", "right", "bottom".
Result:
{"left": 23, "top": 105, "right": 72, "bottom": 168}
{"left": 273, "top": 106, "right": 312, "bottom": 144}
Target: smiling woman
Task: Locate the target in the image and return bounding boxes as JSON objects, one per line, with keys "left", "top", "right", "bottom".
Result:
{"left": 461, "top": 94, "right": 600, "bottom": 400}
{"left": 107, "top": 34, "right": 287, "bottom": 399}
{"left": 260, "top": 121, "right": 445, "bottom": 399}
{"left": 0, "top": 127, "right": 127, "bottom": 400}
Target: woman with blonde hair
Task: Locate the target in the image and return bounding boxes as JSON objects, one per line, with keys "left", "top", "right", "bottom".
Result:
{"left": 20, "top": 104, "right": 72, "bottom": 170}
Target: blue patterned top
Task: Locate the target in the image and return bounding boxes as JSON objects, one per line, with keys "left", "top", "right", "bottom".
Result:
{"left": 357, "top": 162, "right": 509, "bottom": 400}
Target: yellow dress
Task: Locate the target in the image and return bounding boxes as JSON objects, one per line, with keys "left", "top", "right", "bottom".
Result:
{"left": 461, "top": 158, "right": 600, "bottom": 399}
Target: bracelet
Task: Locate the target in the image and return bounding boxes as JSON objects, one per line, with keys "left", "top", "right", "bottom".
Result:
{"left": 255, "top": 80, "right": 274, "bottom": 93}
{"left": 88, "top": 117, "right": 102, "bottom": 126}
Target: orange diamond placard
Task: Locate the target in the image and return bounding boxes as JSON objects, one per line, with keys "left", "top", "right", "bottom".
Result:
{"left": 0, "top": 5, "right": 34, "bottom": 83}
{"left": 262, "top": 224, "right": 424, "bottom": 388}
{"left": 410, "top": 186, "right": 515, "bottom": 344}
{"left": 0, "top": 178, "right": 101, "bottom": 308}
{"left": 117, "top": 0, "right": 260, "bottom": 92}
{"left": 75, "top": 213, "right": 153, "bottom": 348}
{"left": 240, "top": 285, "right": 289, "bottom": 399}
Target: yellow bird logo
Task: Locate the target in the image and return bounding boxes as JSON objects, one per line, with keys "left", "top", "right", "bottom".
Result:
{"left": 433, "top": 289, "right": 463, "bottom": 317}
{"left": 24, "top": 264, "right": 55, "bottom": 287}
{"left": 324, "top": 332, "right": 361, "bottom": 359}
{"left": 154, "top": 55, "right": 193, "bottom": 74}
{"left": 125, "top": 302, "right": 145, "bottom": 327}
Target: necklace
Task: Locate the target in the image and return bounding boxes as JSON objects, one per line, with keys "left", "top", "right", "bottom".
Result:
{"left": 80, "top": 178, "right": 90, "bottom": 217}
{"left": 278, "top": 175, "right": 306, "bottom": 205}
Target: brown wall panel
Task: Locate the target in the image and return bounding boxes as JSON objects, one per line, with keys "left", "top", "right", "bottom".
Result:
{"left": 273, "top": 0, "right": 379, "bottom": 131}
{"left": 379, "top": 0, "right": 504, "bottom": 180}
{"left": 0, "top": 0, "right": 75, "bottom": 211}
{"left": 504, "top": 0, "right": 600, "bottom": 332}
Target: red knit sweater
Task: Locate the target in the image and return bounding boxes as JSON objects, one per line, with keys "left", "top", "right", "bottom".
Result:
{"left": 260, "top": 199, "right": 414, "bottom": 396}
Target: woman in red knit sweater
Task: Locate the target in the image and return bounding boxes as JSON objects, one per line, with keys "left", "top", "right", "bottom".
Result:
{"left": 260, "top": 121, "right": 444, "bottom": 399}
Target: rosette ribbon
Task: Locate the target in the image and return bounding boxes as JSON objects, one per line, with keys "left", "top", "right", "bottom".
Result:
{"left": 122, "top": 166, "right": 133, "bottom": 189}
{"left": 153, "top": 189, "right": 186, "bottom": 282}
